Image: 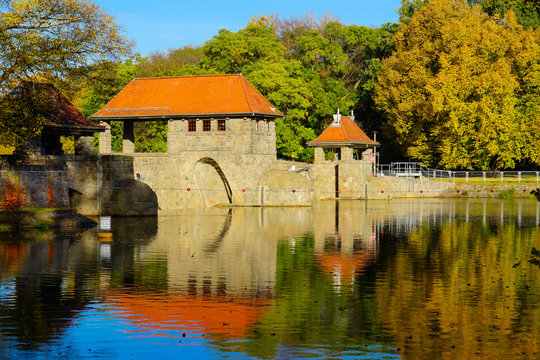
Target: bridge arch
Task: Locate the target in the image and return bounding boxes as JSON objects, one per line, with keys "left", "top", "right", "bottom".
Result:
{"left": 193, "top": 157, "right": 234, "bottom": 206}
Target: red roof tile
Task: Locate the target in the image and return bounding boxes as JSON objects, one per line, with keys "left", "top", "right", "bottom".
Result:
{"left": 308, "top": 116, "right": 378, "bottom": 147}
{"left": 92, "top": 74, "right": 284, "bottom": 119}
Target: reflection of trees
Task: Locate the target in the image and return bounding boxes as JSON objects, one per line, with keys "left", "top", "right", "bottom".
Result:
{"left": 0, "top": 233, "right": 98, "bottom": 348}
{"left": 0, "top": 217, "right": 163, "bottom": 350}
{"left": 228, "top": 233, "right": 394, "bottom": 359}
{"left": 374, "top": 220, "right": 540, "bottom": 359}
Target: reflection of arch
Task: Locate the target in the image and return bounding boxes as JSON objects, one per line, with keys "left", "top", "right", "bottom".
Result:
{"left": 196, "top": 157, "right": 233, "bottom": 204}
{"left": 204, "top": 209, "right": 233, "bottom": 254}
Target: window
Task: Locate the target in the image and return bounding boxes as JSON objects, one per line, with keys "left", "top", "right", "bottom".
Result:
{"left": 217, "top": 120, "right": 226, "bottom": 131}
{"left": 203, "top": 120, "right": 211, "bottom": 132}
{"left": 188, "top": 120, "right": 196, "bottom": 132}
{"left": 267, "top": 121, "right": 270, "bottom": 132}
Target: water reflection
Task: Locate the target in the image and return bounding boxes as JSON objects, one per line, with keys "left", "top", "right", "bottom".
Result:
{"left": 0, "top": 199, "right": 539, "bottom": 359}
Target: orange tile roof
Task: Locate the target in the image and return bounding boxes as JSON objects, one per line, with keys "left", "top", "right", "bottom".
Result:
{"left": 92, "top": 74, "right": 284, "bottom": 119}
{"left": 308, "top": 115, "right": 378, "bottom": 147}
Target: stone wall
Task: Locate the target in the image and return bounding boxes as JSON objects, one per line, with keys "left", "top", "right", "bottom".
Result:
{"left": 0, "top": 163, "right": 69, "bottom": 210}
{"left": 123, "top": 117, "right": 278, "bottom": 210}
{"left": 167, "top": 117, "right": 276, "bottom": 157}
{"left": 308, "top": 159, "right": 373, "bottom": 200}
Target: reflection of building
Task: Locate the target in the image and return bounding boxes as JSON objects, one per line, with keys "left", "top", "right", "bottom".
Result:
{"left": 108, "top": 294, "right": 268, "bottom": 339}
{"left": 140, "top": 208, "right": 314, "bottom": 297}
{"left": 312, "top": 201, "right": 379, "bottom": 288}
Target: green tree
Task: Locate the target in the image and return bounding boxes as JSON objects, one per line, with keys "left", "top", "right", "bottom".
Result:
{"left": 137, "top": 46, "right": 213, "bottom": 78}
{"left": 0, "top": 0, "right": 132, "bottom": 149}
{"left": 375, "top": 0, "right": 540, "bottom": 169}
{"left": 201, "top": 24, "right": 286, "bottom": 73}
{"left": 201, "top": 22, "right": 356, "bottom": 161}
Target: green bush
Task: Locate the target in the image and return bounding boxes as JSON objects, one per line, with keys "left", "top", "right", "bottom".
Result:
{"left": 499, "top": 189, "right": 516, "bottom": 199}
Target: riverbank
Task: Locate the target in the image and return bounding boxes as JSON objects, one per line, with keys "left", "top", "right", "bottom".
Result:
{"left": 446, "top": 184, "right": 540, "bottom": 199}
{"left": 0, "top": 208, "right": 97, "bottom": 232}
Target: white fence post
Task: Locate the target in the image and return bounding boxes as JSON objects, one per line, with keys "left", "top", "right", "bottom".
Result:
{"left": 500, "top": 172, "right": 503, "bottom": 183}
{"left": 518, "top": 172, "right": 521, "bottom": 183}
{"left": 483, "top": 171, "right": 486, "bottom": 183}
{"left": 466, "top": 172, "right": 469, "bottom": 182}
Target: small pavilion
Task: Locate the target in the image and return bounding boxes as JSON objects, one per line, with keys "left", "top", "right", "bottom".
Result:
{"left": 308, "top": 110, "right": 378, "bottom": 163}
{"left": 25, "top": 83, "right": 104, "bottom": 155}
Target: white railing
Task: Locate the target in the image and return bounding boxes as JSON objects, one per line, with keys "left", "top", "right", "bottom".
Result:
{"left": 377, "top": 163, "right": 540, "bottom": 184}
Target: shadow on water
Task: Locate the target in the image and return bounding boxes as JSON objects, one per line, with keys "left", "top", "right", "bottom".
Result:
{"left": 0, "top": 198, "right": 539, "bottom": 359}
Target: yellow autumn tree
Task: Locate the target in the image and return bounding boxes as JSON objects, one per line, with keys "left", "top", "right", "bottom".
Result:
{"left": 374, "top": 0, "right": 540, "bottom": 170}
{"left": 0, "top": 0, "right": 133, "bottom": 149}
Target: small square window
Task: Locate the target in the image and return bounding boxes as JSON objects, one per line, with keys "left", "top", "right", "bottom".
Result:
{"left": 188, "top": 120, "right": 196, "bottom": 132}
{"left": 218, "top": 120, "right": 226, "bottom": 131}
{"left": 203, "top": 120, "right": 211, "bottom": 132}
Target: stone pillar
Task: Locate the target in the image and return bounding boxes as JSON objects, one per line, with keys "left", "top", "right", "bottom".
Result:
{"left": 74, "top": 135, "right": 95, "bottom": 155}
{"left": 99, "top": 121, "right": 111, "bottom": 153}
{"left": 314, "top": 147, "right": 325, "bottom": 163}
{"left": 123, "top": 120, "right": 134, "bottom": 154}
{"left": 341, "top": 147, "right": 353, "bottom": 162}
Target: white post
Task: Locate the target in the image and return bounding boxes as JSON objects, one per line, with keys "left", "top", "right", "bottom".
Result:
{"left": 483, "top": 171, "right": 486, "bottom": 183}
{"left": 500, "top": 172, "right": 503, "bottom": 183}
{"left": 518, "top": 171, "right": 521, "bottom": 183}
{"left": 466, "top": 172, "right": 469, "bottom": 182}
{"left": 537, "top": 172, "right": 539, "bottom": 184}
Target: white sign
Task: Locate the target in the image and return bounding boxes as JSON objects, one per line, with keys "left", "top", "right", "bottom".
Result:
{"left": 99, "top": 216, "right": 111, "bottom": 231}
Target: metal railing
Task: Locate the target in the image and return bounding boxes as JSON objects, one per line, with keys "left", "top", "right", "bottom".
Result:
{"left": 378, "top": 163, "right": 540, "bottom": 184}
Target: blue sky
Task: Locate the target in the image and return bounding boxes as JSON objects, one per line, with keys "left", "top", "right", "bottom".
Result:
{"left": 93, "top": 0, "right": 402, "bottom": 56}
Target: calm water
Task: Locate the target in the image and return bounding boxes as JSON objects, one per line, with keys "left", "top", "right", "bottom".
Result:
{"left": 1, "top": 199, "right": 539, "bottom": 359}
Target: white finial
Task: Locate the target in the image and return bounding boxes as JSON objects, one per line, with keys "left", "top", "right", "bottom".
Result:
{"left": 332, "top": 109, "right": 341, "bottom": 125}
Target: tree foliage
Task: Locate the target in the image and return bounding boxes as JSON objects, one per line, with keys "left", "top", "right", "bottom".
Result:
{"left": 0, "top": 0, "right": 132, "bottom": 86}
{"left": 398, "top": 0, "right": 540, "bottom": 28}
{"left": 0, "top": 83, "right": 49, "bottom": 149}
{"left": 200, "top": 19, "right": 381, "bottom": 161}
{"left": 375, "top": 0, "right": 540, "bottom": 169}
{"left": 0, "top": 0, "right": 132, "bottom": 148}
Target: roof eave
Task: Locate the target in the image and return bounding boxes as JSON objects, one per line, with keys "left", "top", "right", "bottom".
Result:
{"left": 92, "top": 111, "right": 285, "bottom": 121}
{"left": 43, "top": 124, "right": 105, "bottom": 133}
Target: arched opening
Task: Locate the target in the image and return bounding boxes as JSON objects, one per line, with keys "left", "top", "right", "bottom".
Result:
{"left": 193, "top": 157, "right": 234, "bottom": 206}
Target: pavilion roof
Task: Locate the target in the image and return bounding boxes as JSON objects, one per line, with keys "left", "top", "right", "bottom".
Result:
{"left": 308, "top": 115, "right": 378, "bottom": 147}
{"left": 92, "top": 74, "right": 284, "bottom": 120}
{"left": 16, "top": 82, "right": 104, "bottom": 133}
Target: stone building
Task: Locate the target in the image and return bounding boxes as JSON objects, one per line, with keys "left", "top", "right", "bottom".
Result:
{"left": 308, "top": 110, "right": 378, "bottom": 163}
{"left": 92, "top": 74, "right": 291, "bottom": 209}
{"left": 307, "top": 111, "right": 379, "bottom": 199}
